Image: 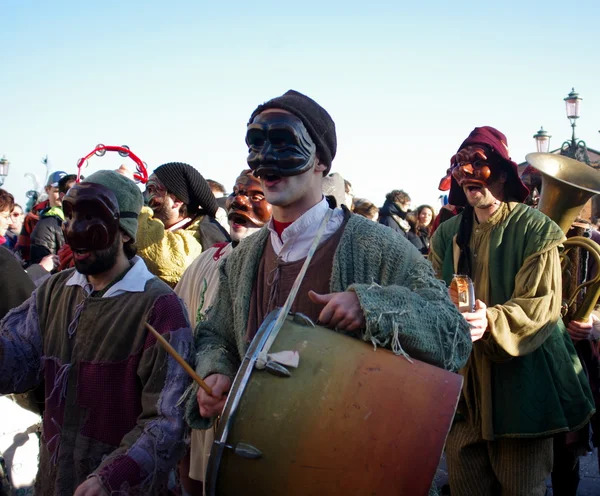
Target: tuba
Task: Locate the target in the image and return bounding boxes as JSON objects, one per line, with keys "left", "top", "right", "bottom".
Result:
{"left": 526, "top": 152, "right": 600, "bottom": 321}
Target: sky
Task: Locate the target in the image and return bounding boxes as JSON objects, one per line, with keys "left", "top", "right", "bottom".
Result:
{"left": 1, "top": 0, "right": 599, "bottom": 211}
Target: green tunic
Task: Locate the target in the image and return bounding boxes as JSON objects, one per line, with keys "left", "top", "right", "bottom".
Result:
{"left": 430, "top": 202, "right": 595, "bottom": 439}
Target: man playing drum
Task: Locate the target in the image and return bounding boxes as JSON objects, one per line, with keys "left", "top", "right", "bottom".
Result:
{"left": 186, "top": 90, "right": 472, "bottom": 491}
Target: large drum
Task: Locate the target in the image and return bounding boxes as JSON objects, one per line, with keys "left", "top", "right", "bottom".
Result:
{"left": 206, "top": 310, "right": 463, "bottom": 496}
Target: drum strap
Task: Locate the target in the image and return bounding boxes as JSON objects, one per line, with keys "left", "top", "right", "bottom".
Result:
{"left": 256, "top": 208, "right": 334, "bottom": 368}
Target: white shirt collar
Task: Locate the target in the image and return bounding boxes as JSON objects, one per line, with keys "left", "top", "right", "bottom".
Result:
{"left": 267, "top": 197, "right": 345, "bottom": 263}
{"left": 167, "top": 217, "right": 193, "bottom": 232}
{"left": 66, "top": 256, "right": 155, "bottom": 297}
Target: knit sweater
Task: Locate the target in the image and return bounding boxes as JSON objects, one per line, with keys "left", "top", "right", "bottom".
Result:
{"left": 186, "top": 213, "right": 472, "bottom": 429}
{"left": 0, "top": 257, "right": 193, "bottom": 494}
{"left": 136, "top": 206, "right": 229, "bottom": 287}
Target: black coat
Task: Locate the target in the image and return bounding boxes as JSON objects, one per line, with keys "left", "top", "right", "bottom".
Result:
{"left": 407, "top": 227, "right": 431, "bottom": 255}
{"left": 0, "top": 246, "right": 34, "bottom": 319}
{"left": 378, "top": 199, "right": 410, "bottom": 236}
{"left": 29, "top": 211, "right": 65, "bottom": 264}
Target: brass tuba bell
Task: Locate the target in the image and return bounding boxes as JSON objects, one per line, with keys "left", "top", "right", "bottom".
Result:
{"left": 526, "top": 152, "right": 600, "bottom": 320}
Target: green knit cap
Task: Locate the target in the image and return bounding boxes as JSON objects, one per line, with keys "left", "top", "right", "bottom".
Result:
{"left": 82, "top": 170, "right": 143, "bottom": 242}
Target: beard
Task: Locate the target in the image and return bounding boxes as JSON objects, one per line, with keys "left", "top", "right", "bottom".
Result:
{"left": 150, "top": 201, "right": 170, "bottom": 225}
{"left": 462, "top": 183, "right": 497, "bottom": 209}
{"left": 74, "top": 234, "right": 121, "bottom": 276}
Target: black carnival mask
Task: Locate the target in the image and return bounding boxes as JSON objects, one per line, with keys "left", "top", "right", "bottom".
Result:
{"left": 62, "top": 182, "right": 121, "bottom": 251}
{"left": 246, "top": 112, "right": 317, "bottom": 178}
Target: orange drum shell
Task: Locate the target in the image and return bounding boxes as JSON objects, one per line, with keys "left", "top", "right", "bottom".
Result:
{"left": 214, "top": 319, "right": 462, "bottom": 496}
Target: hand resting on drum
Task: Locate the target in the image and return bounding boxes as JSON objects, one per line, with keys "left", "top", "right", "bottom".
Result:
{"left": 197, "top": 374, "right": 232, "bottom": 418}
{"left": 308, "top": 290, "right": 366, "bottom": 331}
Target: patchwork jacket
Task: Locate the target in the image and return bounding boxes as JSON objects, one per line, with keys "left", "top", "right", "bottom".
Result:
{"left": 0, "top": 257, "right": 193, "bottom": 495}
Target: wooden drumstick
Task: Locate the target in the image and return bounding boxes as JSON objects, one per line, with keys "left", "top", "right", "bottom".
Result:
{"left": 145, "top": 323, "right": 214, "bottom": 396}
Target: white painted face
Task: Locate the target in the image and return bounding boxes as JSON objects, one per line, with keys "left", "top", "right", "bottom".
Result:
{"left": 250, "top": 109, "right": 326, "bottom": 221}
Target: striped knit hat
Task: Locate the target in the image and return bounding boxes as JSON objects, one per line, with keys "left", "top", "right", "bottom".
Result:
{"left": 154, "top": 162, "right": 218, "bottom": 217}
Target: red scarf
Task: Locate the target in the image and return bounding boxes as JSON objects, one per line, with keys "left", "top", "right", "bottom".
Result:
{"left": 272, "top": 219, "right": 293, "bottom": 240}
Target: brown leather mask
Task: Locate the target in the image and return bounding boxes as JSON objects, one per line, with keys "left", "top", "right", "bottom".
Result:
{"left": 246, "top": 112, "right": 317, "bottom": 178}
{"left": 225, "top": 172, "right": 272, "bottom": 227}
{"left": 62, "top": 182, "right": 120, "bottom": 251}
{"left": 450, "top": 146, "right": 493, "bottom": 187}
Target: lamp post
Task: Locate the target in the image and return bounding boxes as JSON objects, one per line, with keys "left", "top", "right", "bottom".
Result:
{"left": 0, "top": 156, "right": 9, "bottom": 187}
{"left": 533, "top": 89, "right": 599, "bottom": 167}
{"left": 533, "top": 127, "right": 552, "bottom": 153}
{"left": 560, "top": 88, "right": 596, "bottom": 165}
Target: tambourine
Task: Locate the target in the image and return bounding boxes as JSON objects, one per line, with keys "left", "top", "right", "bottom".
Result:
{"left": 75, "top": 144, "right": 149, "bottom": 184}
{"left": 450, "top": 274, "right": 475, "bottom": 313}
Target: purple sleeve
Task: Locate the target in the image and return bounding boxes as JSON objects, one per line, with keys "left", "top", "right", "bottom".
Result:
{"left": 94, "top": 293, "right": 193, "bottom": 493}
{"left": 0, "top": 293, "right": 43, "bottom": 394}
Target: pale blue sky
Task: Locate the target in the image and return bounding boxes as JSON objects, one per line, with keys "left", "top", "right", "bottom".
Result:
{"left": 1, "top": 0, "right": 599, "bottom": 209}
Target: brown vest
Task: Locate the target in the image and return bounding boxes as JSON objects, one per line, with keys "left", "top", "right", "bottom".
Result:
{"left": 245, "top": 222, "right": 346, "bottom": 342}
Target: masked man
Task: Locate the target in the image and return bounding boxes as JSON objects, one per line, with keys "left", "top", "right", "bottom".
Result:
{"left": 137, "top": 162, "right": 230, "bottom": 287}
{"left": 185, "top": 90, "right": 472, "bottom": 492}
{"left": 429, "top": 126, "right": 595, "bottom": 496}
{"left": 175, "top": 169, "right": 271, "bottom": 491}
{"left": 0, "top": 171, "right": 193, "bottom": 495}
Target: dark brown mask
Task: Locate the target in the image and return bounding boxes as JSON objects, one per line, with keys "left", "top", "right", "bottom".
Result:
{"left": 62, "top": 182, "right": 120, "bottom": 251}
{"left": 246, "top": 112, "right": 316, "bottom": 179}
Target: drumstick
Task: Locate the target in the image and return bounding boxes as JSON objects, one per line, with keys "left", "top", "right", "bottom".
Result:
{"left": 145, "top": 323, "right": 214, "bottom": 396}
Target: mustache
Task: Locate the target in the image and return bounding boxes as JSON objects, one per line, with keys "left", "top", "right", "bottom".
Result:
{"left": 460, "top": 179, "right": 487, "bottom": 188}
{"left": 228, "top": 210, "right": 267, "bottom": 227}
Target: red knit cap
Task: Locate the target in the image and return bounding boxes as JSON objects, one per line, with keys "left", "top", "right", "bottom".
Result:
{"left": 448, "top": 126, "right": 529, "bottom": 206}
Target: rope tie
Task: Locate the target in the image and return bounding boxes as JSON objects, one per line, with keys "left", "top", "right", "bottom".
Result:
{"left": 48, "top": 417, "right": 63, "bottom": 466}
{"left": 67, "top": 284, "right": 92, "bottom": 338}
{"left": 46, "top": 363, "right": 72, "bottom": 404}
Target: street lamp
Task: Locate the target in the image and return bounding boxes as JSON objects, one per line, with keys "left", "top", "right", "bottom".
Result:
{"left": 564, "top": 88, "right": 582, "bottom": 122}
{"left": 560, "top": 88, "right": 596, "bottom": 165}
{"left": 0, "top": 156, "right": 9, "bottom": 187}
{"left": 533, "top": 127, "right": 552, "bottom": 153}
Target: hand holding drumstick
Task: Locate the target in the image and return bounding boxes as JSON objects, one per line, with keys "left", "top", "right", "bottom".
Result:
{"left": 197, "top": 374, "right": 232, "bottom": 418}
{"left": 145, "top": 323, "right": 230, "bottom": 417}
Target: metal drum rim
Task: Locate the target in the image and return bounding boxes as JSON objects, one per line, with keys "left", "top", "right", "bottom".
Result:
{"left": 205, "top": 309, "right": 281, "bottom": 496}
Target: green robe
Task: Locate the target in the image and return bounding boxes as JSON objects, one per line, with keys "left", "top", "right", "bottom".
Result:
{"left": 431, "top": 202, "right": 595, "bottom": 439}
